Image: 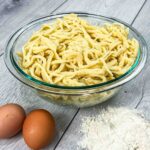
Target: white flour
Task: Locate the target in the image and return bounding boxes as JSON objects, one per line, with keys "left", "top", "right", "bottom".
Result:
{"left": 78, "top": 107, "right": 150, "bottom": 150}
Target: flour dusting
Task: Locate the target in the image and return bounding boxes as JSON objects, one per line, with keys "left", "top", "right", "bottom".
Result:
{"left": 78, "top": 107, "right": 150, "bottom": 150}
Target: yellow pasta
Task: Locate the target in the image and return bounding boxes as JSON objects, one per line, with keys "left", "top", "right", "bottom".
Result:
{"left": 18, "top": 14, "right": 139, "bottom": 86}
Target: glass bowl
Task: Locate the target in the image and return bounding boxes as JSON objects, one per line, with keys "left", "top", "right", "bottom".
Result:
{"left": 4, "top": 12, "right": 147, "bottom": 107}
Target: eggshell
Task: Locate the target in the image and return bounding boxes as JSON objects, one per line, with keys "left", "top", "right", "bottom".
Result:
{"left": 23, "top": 109, "right": 56, "bottom": 149}
{"left": 0, "top": 103, "right": 26, "bottom": 138}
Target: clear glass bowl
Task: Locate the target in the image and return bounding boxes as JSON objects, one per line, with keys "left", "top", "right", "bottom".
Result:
{"left": 4, "top": 12, "right": 147, "bottom": 107}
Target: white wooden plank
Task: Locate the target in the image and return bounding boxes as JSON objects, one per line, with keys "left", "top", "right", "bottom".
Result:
{"left": 131, "top": 0, "right": 150, "bottom": 120}
{"left": 0, "top": 0, "right": 66, "bottom": 55}
{"left": 56, "top": 0, "right": 145, "bottom": 24}
{"left": 54, "top": 0, "right": 148, "bottom": 149}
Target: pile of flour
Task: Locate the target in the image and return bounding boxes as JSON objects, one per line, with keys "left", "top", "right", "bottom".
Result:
{"left": 79, "top": 107, "right": 150, "bottom": 150}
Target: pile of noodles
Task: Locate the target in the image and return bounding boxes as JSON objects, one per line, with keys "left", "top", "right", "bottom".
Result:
{"left": 18, "top": 14, "right": 138, "bottom": 86}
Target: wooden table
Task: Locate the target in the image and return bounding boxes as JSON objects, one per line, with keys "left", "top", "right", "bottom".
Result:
{"left": 0, "top": 0, "right": 149, "bottom": 149}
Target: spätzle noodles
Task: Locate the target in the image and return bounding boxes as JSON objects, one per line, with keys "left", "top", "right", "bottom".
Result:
{"left": 17, "top": 14, "right": 139, "bottom": 87}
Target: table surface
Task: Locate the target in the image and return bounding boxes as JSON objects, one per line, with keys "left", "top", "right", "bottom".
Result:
{"left": 0, "top": 0, "right": 150, "bottom": 149}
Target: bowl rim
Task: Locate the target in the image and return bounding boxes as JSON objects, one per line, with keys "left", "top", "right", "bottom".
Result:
{"left": 4, "top": 12, "right": 148, "bottom": 94}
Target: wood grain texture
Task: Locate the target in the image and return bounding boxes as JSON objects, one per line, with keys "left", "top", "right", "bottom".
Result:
{"left": 0, "top": 0, "right": 67, "bottom": 55}
{"left": 0, "top": 0, "right": 147, "bottom": 150}
{"left": 55, "top": 0, "right": 145, "bottom": 24}
{"left": 131, "top": 0, "right": 150, "bottom": 120}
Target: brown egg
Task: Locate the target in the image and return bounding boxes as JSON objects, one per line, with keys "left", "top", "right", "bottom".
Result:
{"left": 23, "top": 109, "right": 56, "bottom": 149}
{"left": 0, "top": 103, "right": 26, "bottom": 138}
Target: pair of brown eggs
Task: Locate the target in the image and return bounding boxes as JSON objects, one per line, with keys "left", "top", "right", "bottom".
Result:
{"left": 0, "top": 103, "right": 56, "bottom": 149}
